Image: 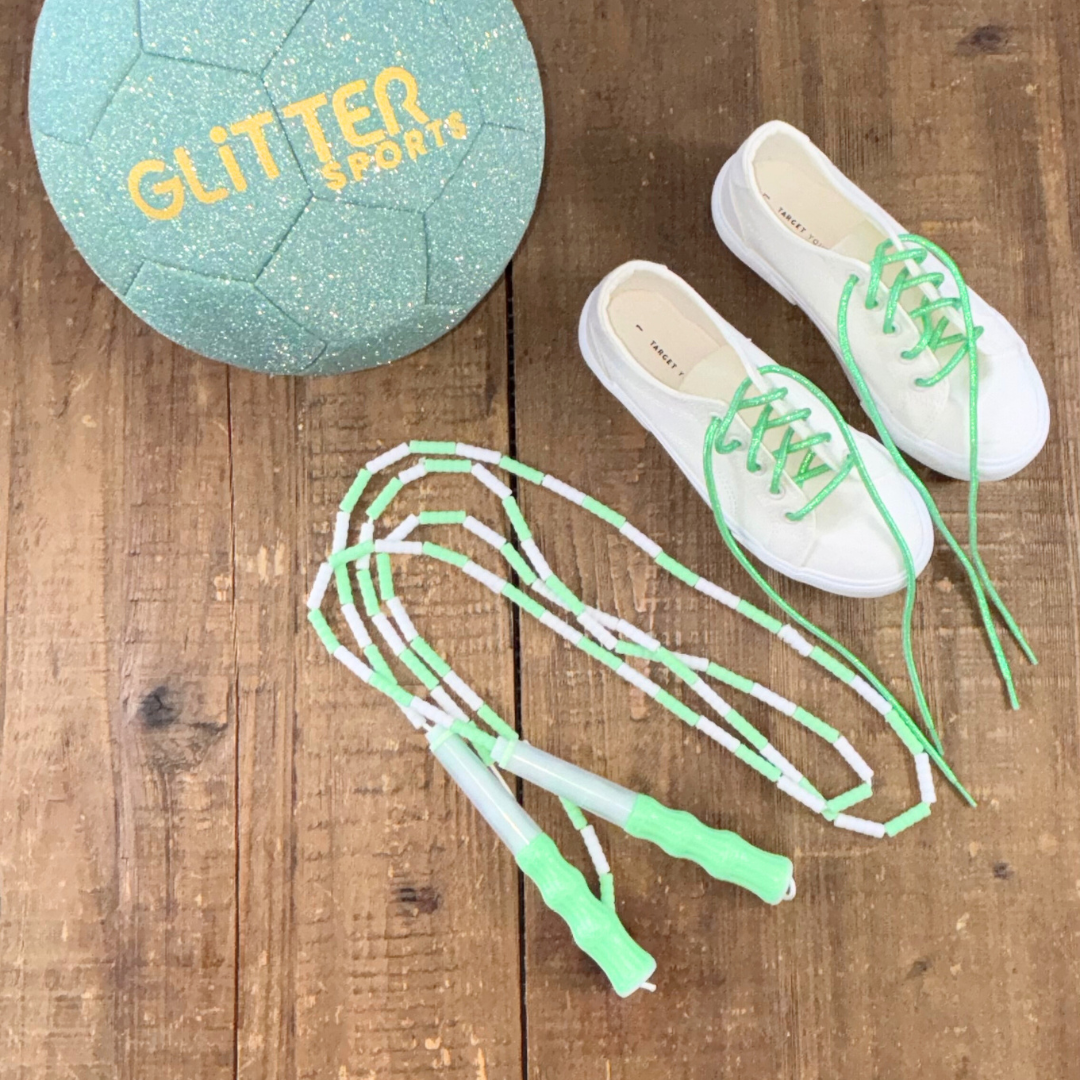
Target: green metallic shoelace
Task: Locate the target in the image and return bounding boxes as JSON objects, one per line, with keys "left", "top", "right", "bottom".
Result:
{"left": 836, "top": 234, "right": 1036, "bottom": 708}
{"left": 710, "top": 378, "right": 853, "bottom": 520}
{"left": 704, "top": 365, "right": 945, "bottom": 754}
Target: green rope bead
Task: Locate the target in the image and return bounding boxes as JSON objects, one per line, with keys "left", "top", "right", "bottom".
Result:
{"left": 706, "top": 663, "right": 755, "bottom": 696}
{"left": 418, "top": 510, "right": 467, "bottom": 526}
{"left": 544, "top": 576, "right": 587, "bottom": 616}
{"left": 423, "top": 542, "right": 470, "bottom": 568}
{"left": 884, "top": 708, "right": 926, "bottom": 756}
{"left": 500, "top": 456, "right": 545, "bottom": 485}
{"left": 734, "top": 743, "right": 783, "bottom": 783}
{"left": 339, "top": 469, "right": 371, "bottom": 513}
{"left": 653, "top": 687, "right": 700, "bottom": 727}
{"left": 884, "top": 802, "right": 931, "bottom": 836}
{"left": 412, "top": 636, "right": 451, "bottom": 678}
{"left": 400, "top": 648, "right": 440, "bottom": 691}
{"left": 500, "top": 543, "right": 538, "bottom": 585}
{"left": 792, "top": 705, "right": 840, "bottom": 743}
{"left": 308, "top": 609, "right": 340, "bottom": 654}
{"left": 501, "top": 496, "right": 533, "bottom": 541}
{"left": 477, "top": 703, "right": 517, "bottom": 741}
{"left": 560, "top": 797, "right": 588, "bottom": 830}
{"left": 410, "top": 440, "right": 457, "bottom": 455}
{"left": 503, "top": 583, "right": 548, "bottom": 622}
{"left": 809, "top": 646, "right": 856, "bottom": 683}
{"left": 723, "top": 709, "right": 769, "bottom": 751}
{"left": 357, "top": 565, "right": 380, "bottom": 616}
{"left": 367, "top": 477, "right": 403, "bottom": 520}
{"left": 655, "top": 552, "right": 699, "bottom": 587}
{"left": 654, "top": 647, "right": 700, "bottom": 686}
{"left": 424, "top": 457, "right": 472, "bottom": 474}
{"left": 329, "top": 541, "right": 373, "bottom": 568}
{"left": 825, "top": 784, "right": 873, "bottom": 817}
{"left": 376, "top": 552, "right": 395, "bottom": 600}
{"left": 369, "top": 671, "right": 414, "bottom": 709}
{"left": 364, "top": 644, "right": 393, "bottom": 679}
{"left": 600, "top": 872, "right": 616, "bottom": 909}
{"left": 578, "top": 636, "right": 623, "bottom": 672}
{"left": 334, "top": 563, "right": 354, "bottom": 605}
{"left": 581, "top": 495, "right": 626, "bottom": 529}
{"left": 736, "top": 599, "right": 783, "bottom": 633}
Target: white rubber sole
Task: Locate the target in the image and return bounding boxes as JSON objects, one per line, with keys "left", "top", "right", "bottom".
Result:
{"left": 578, "top": 285, "right": 929, "bottom": 599}
{"left": 710, "top": 158, "right": 1052, "bottom": 482}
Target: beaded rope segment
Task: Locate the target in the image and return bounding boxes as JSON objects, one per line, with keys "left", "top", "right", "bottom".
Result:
{"left": 309, "top": 441, "right": 966, "bottom": 832}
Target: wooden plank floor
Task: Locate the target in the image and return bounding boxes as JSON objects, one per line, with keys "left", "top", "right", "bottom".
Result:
{"left": 2, "top": 0, "right": 1079, "bottom": 1077}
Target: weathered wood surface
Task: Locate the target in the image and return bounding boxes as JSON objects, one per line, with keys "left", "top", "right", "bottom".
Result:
{"left": 1, "top": 0, "right": 1078, "bottom": 1077}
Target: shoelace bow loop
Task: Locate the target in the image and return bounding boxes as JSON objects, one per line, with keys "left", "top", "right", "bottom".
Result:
{"left": 710, "top": 377, "right": 852, "bottom": 522}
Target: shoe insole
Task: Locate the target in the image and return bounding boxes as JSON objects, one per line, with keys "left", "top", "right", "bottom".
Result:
{"left": 753, "top": 159, "right": 866, "bottom": 250}
{"left": 607, "top": 289, "right": 744, "bottom": 400}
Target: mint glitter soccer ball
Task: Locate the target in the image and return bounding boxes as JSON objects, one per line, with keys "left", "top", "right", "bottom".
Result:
{"left": 28, "top": 0, "right": 545, "bottom": 374}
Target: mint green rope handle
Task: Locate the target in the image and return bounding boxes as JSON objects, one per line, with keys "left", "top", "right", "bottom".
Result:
{"left": 836, "top": 234, "right": 1036, "bottom": 701}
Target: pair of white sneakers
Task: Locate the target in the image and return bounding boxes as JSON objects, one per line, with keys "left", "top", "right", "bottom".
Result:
{"left": 579, "top": 121, "right": 1049, "bottom": 601}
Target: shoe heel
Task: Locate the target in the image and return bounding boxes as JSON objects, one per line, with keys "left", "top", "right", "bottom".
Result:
{"left": 711, "top": 159, "right": 798, "bottom": 307}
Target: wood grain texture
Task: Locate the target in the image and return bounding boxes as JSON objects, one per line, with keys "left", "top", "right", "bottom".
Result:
{"left": 1, "top": 0, "right": 1078, "bottom": 1077}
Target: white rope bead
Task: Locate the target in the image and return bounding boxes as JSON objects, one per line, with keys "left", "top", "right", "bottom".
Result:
{"left": 752, "top": 684, "right": 798, "bottom": 717}
{"left": 431, "top": 685, "right": 467, "bottom": 720}
{"left": 619, "top": 521, "right": 662, "bottom": 558}
{"left": 694, "top": 577, "right": 740, "bottom": 609}
{"left": 850, "top": 675, "right": 892, "bottom": 715}
{"left": 375, "top": 540, "right": 423, "bottom": 556}
{"left": 342, "top": 602, "right": 372, "bottom": 648}
{"left": 366, "top": 443, "right": 410, "bottom": 473}
{"left": 688, "top": 679, "right": 731, "bottom": 718}
{"left": 834, "top": 814, "right": 886, "bottom": 839}
{"left": 398, "top": 461, "right": 427, "bottom": 486}
{"left": 762, "top": 744, "right": 804, "bottom": 785}
{"left": 696, "top": 717, "right": 740, "bottom": 752}
{"left": 834, "top": 735, "right": 875, "bottom": 784}
{"left": 456, "top": 442, "right": 502, "bottom": 464}
{"left": 521, "top": 538, "right": 553, "bottom": 580}
{"left": 401, "top": 706, "right": 429, "bottom": 731}
{"left": 616, "top": 619, "right": 660, "bottom": 651}
{"left": 462, "top": 560, "right": 508, "bottom": 596}
{"left": 778, "top": 624, "right": 814, "bottom": 657}
{"left": 777, "top": 776, "right": 824, "bottom": 813}
{"left": 411, "top": 696, "right": 454, "bottom": 727}
{"left": 371, "top": 613, "right": 406, "bottom": 656}
{"left": 471, "top": 463, "right": 512, "bottom": 500}
{"left": 387, "top": 514, "right": 419, "bottom": 542}
{"left": 386, "top": 597, "right": 418, "bottom": 643}
{"left": 541, "top": 474, "right": 586, "bottom": 504}
{"left": 578, "top": 610, "right": 620, "bottom": 650}
{"left": 443, "top": 669, "right": 484, "bottom": 712}
{"left": 675, "top": 651, "right": 710, "bottom": 672}
{"left": 914, "top": 752, "right": 937, "bottom": 805}
{"left": 463, "top": 515, "right": 508, "bottom": 550}
{"left": 307, "top": 561, "right": 334, "bottom": 609}
{"left": 540, "top": 609, "right": 581, "bottom": 644}
{"left": 334, "top": 645, "right": 372, "bottom": 682}
{"left": 616, "top": 663, "right": 661, "bottom": 698}
{"left": 332, "top": 511, "right": 351, "bottom": 554}
{"left": 580, "top": 824, "right": 611, "bottom": 876}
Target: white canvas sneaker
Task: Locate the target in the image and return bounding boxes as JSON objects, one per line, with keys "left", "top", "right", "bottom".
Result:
{"left": 712, "top": 120, "right": 1050, "bottom": 481}
{"left": 578, "top": 260, "right": 933, "bottom": 598}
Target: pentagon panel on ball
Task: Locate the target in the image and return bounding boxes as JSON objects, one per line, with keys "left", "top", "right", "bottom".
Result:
{"left": 28, "top": 0, "right": 546, "bottom": 375}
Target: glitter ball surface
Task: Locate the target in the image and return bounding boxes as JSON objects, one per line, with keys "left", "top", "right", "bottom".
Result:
{"left": 28, "top": 0, "right": 546, "bottom": 375}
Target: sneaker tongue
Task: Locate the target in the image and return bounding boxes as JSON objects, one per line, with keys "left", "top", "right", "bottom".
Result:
{"left": 831, "top": 219, "right": 889, "bottom": 263}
